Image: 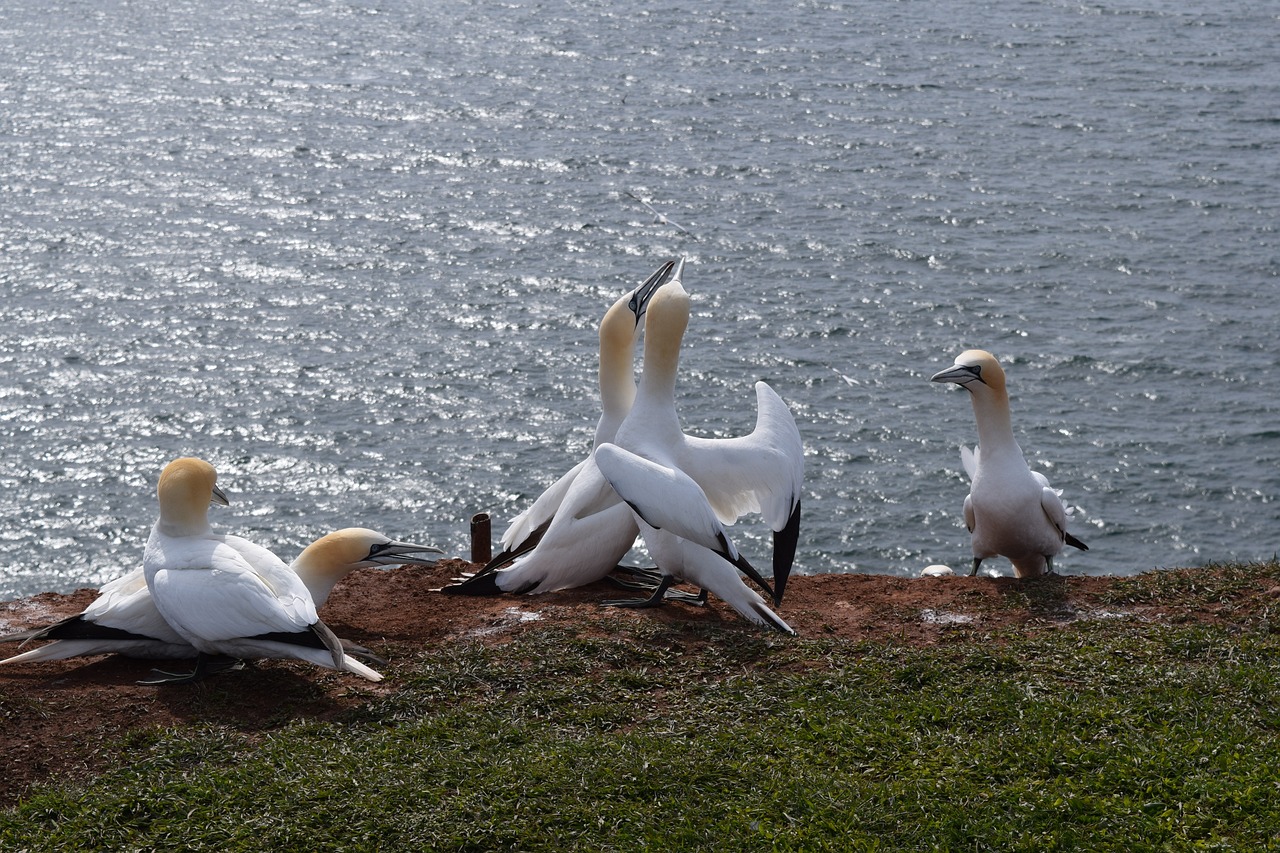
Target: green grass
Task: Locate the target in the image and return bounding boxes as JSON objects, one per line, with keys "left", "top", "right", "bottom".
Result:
{"left": 5, "top": 571, "right": 1280, "bottom": 851}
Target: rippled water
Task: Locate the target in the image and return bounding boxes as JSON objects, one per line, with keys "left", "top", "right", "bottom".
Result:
{"left": 1, "top": 0, "right": 1277, "bottom": 598}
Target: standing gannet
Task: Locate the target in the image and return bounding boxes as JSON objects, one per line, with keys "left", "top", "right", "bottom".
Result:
{"left": 445, "top": 260, "right": 679, "bottom": 595}
{"left": 0, "top": 527, "right": 444, "bottom": 666}
{"left": 140, "top": 458, "right": 384, "bottom": 683}
{"left": 592, "top": 273, "right": 803, "bottom": 632}
{"left": 931, "top": 349, "right": 1089, "bottom": 578}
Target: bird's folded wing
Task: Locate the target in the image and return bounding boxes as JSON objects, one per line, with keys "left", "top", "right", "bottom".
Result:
{"left": 594, "top": 443, "right": 734, "bottom": 558}
{"left": 1039, "top": 485, "right": 1072, "bottom": 539}
{"left": 153, "top": 543, "right": 316, "bottom": 641}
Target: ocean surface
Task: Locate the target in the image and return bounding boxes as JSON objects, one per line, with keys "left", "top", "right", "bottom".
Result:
{"left": 1, "top": 0, "right": 1277, "bottom": 599}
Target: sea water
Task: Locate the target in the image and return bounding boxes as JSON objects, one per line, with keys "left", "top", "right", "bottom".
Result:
{"left": 0, "top": 0, "right": 1276, "bottom": 598}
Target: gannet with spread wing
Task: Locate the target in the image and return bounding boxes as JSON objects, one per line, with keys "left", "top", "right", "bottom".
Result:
{"left": 445, "top": 260, "right": 679, "bottom": 595}
{"left": 593, "top": 271, "right": 803, "bottom": 632}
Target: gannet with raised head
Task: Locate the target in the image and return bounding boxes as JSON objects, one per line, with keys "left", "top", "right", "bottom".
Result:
{"left": 0, "top": 527, "right": 443, "bottom": 666}
{"left": 140, "top": 458, "right": 384, "bottom": 683}
{"left": 930, "top": 349, "right": 1088, "bottom": 578}
{"left": 592, "top": 270, "right": 803, "bottom": 632}
{"left": 445, "top": 260, "right": 678, "bottom": 595}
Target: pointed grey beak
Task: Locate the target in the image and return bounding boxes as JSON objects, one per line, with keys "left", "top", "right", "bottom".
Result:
{"left": 930, "top": 363, "right": 984, "bottom": 386}
{"left": 669, "top": 256, "right": 686, "bottom": 287}
{"left": 366, "top": 540, "right": 446, "bottom": 567}
{"left": 628, "top": 258, "right": 678, "bottom": 325}
{"left": 210, "top": 485, "right": 230, "bottom": 507}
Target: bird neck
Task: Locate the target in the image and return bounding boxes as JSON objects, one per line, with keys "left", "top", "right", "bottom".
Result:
{"left": 598, "top": 298, "right": 640, "bottom": 418}
{"left": 598, "top": 342, "right": 637, "bottom": 420}
{"left": 293, "top": 562, "right": 342, "bottom": 606}
{"left": 635, "top": 348, "right": 680, "bottom": 409}
{"left": 157, "top": 510, "right": 212, "bottom": 538}
{"left": 969, "top": 389, "right": 1018, "bottom": 451}
{"left": 636, "top": 313, "right": 686, "bottom": 404}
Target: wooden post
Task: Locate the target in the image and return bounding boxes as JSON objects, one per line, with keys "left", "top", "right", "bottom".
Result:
{"left": 469, "top": 512, "right": 492, "bottom": 565}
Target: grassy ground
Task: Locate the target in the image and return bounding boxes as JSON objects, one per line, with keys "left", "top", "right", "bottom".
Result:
{"left": 3, "top": 563, "right": 1280, "bottom": 851}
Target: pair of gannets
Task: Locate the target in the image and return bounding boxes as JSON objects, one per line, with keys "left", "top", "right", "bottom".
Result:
{"left": 1, "top": 458, "right": 443, "bottom": 681}
{"left": 0, "top": 525, "right": 441, "bottom": 667}
{"left": 445, "top": 260, "right": 678, "bottom": 596}
{"left": 932, "top": 350, "right": 1088, "bottom": 578}
{"left": 449, "top": 260, "right": 804, "bottom": 634}
{"left": 593, "top": 271, "right": 803, "bottom": 634}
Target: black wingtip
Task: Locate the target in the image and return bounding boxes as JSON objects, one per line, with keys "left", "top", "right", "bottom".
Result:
{"left": 440, "top": 571, "right": 505, "bottom": 596}
{"left": 1065, "top": 532, "right": 1089, "bottom": 552}
{"left": 5, "top": 614, "right": 161, "bottom": 645}
{"left": 476, "top": 518, "right": 552, "bottom": 575}
{"left": 771, "top": 500, "right": 802, "bottom": 605}
{"left": 729, "top": 550, "right": 775, "bottom": 604}
{"left": 749, "top": 600, "right": 797, "bottom": 636}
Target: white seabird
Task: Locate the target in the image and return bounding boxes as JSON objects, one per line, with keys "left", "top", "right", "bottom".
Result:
{"left": 930, "top": 349, "right": 1088, "bottom": 579}
{"left": 0, "top": 564, "right": 192, "bottom": 664}
{"left": 592, "top": 271, "right": 803, "bottom": 633}
{"left": 0, "top": 527, "right": 443, "bottom": 667}
{"left": 445, "top": 260, "right": 679, "bottom": 596}
{"left": 626, "top": 191, "right": 693, "bottom": 236}
{"left": 291, "top": 527, "right": 446, "bottom": 609}
{"left": 140, "top": 457, "right": 386, "bottom": 683}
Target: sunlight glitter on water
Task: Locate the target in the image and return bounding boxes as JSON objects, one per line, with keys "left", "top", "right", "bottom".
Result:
{"left": 0, "top": 0, "right": 1277, "bottom": 598}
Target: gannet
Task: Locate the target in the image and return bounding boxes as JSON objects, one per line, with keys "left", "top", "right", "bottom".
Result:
{"left": 140, "top": 458, "right": 385, "bottom": 683}
{"left": 290, "top": 527, "right": 445, "bottom": 608}
{"left": 930, "top": 349, "right": 1089, "bottom": 578}
{"left": 0, "top": 527, "right": 443, "bottom": 666}
{"left": 445, "top": 260, "right": 679, "bottom": 596}
{"left": 621, "top": 510, "right": 794, "bottom": 634}
{"left": 592, "top": 272, "right": 803, "bottom": 632}
{"left": 626, "top": 191, "right": 693, "bottom": 236}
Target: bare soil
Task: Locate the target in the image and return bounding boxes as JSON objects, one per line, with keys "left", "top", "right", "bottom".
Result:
{"left": 1, "top": 559, "right": 1275, "bottom": 808}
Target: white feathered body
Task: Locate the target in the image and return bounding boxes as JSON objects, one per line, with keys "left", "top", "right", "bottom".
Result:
{"left": 961, "top": 443, "right": 1072, "bottom": 577}
{"left": 595, "top": 279, "right": 802, "bottom": 631}
{"left": 143, "top": 527, "right": 381, "bottom": 680}
{"left": 491, "top": 458, "right": 639, "bottom": 594}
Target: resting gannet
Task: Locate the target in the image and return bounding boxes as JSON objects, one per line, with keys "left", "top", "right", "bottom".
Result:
{"left": 291, "top": 527, "right": 445, "bottom": 607}
{"left": 1, "top": 527, "right": 442, "bottom": 665}
{"left": 931, "top": 349, "right": 1089, "bottom": 578}
{"left": 593, "top": 273, "right": 803, "bottom": 632}
{"left": 0, "top": 527, "right": 443, "bottom": 666}
{"left": 140, "top": 458, "right": 385, "bottom": 683}
{"left": 445, "top": 260, "right": 679, "bottom": 595}
{"left": 0, "top": 563, "right": 195, "bottom": 664}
